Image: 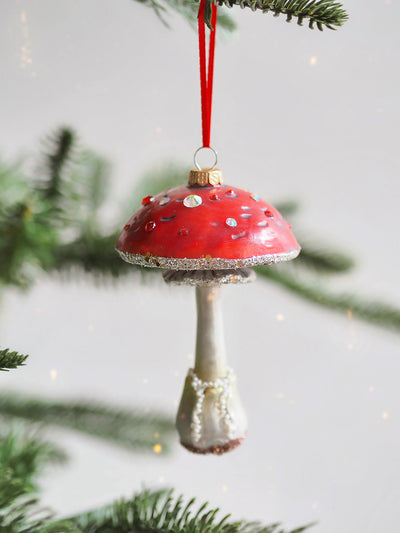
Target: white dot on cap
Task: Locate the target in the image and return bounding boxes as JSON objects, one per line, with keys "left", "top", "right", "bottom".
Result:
{"left": 183, "top": 194, "right": 202, "bottom": 208}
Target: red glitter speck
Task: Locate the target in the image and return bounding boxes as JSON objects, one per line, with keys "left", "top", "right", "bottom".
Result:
{"left": 145, "top": 221, "right": 156, "bottom": 232}
{"left": 209, "top": 190, "right": 220, "bottom": 201}
{"left": 142, "top": 195, "right": 154, "bottom": 205}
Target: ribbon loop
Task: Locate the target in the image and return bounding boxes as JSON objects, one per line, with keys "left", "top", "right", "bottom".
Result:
{"left": 198, "top": 0, "right": 218, "bottom": 148}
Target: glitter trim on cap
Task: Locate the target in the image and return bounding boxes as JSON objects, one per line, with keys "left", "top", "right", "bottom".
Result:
{"left": 116, "top": 248, "right": 300, "bottom": 270}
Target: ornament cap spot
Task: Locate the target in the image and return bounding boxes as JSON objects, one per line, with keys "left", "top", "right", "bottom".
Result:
{"left": 226, "top": 218, "right": 237, "bottom": 227}
{"left": 184, "top": 194, "right": 203, "bottom": 208}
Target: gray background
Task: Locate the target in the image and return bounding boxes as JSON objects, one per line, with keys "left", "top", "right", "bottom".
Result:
{"left": 1, "top": 0, "right": 399, "bottom": 531}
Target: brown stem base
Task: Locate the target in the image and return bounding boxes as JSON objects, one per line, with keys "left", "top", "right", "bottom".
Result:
{"left": 180, "top": 435, "right": 246, "bottom": 455}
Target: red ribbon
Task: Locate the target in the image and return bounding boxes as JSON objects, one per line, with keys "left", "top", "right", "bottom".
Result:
{"left": 198, "top": 0, "right": 218, "bottom": 148}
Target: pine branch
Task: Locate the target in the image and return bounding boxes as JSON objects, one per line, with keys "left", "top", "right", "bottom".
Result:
{"left": 57, "top": 150, "right": 113, "bottom": 233}
{"left": 38, "top": 128, "right": 75, "bottom": 202}
{"left": 53, "top": 489, "right": 315, "bottom": 533}
{"left": 0, "top": 496, "right": 52, "bottom": 533}
{"left": 0, "top": 395, "right": 175, "bottom": 454}
{"left": 49, "top": 161, "right": 192, "bottom": 280}
{"left": 255, "top": 266, "right": 400, "bottom": 331}
{"left": 210, "top": 0, "right": 348, "bottom": 31}
{"left": 296, "top": 245, "right": 354, "bottom": 274}
{"left": 52, "top": 232, "right": 130, "bottom": 278}
{"left": 0, "top": 430, "right": 312, "bottom": 533}
{"left": 132, "top": 0, "right": 236, "bottom": 31}
{"left": 51, "top": 233, "right": 160, "bottom": 285}
{"left": 0, "top": 198, "right": 58, "bottom": 288}
{"left": 3, "top": 145, "right": 399, "bottom": 336}
{"left": 0, "top": 349, "right": 28, "bottom": 372}
{"left": 273, "top": 202, "right": 354, "bottom": 274}
{"left": 0, "top": 160, "right": 29, "bottom": 211}
{"left": 0, "top": 138, "right": 113, "bottom": 288}
{"left": 0, "top": 430, "right": 64, "bottom": 531}
{"left": 74, "top": 152, "right": 111, "bottom": 229}
{"left": 0, "top": 429, "right": 66, "bottom": 499}
{"left": 132, "top": 0, "right": 347, "bottom": 31}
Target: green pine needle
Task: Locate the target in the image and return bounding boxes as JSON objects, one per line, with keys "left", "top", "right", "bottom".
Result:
{"left": 209, "top": 0, "right": 348, "bottom": 31}
{"left": 0, "top": 349, "right": 29, "bottom": 372}
{"left": 53, "top": 489, "right": 315, "bottom": 533}
{"left": 0, "top": 395, "right": 175, "bottom": 454}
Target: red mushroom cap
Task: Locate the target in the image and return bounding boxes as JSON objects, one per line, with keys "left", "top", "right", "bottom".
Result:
{"left": 116, "top": 183, "right": 300, "bottom": 270}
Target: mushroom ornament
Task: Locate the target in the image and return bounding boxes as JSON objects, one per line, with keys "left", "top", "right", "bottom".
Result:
{"left": 116, "top": 165, "right": 300, "bottom": 455}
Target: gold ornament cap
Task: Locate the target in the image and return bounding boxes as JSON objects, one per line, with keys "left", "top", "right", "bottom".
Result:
{"left": 188, "top": 168, "right": 223, "bottom": 187}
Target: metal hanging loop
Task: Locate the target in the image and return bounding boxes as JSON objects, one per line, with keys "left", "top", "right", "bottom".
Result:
{"left": 194, "top": 146, "right": 218, "bottom": 171}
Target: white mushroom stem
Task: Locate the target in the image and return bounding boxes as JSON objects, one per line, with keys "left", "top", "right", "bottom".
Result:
{"left": 194, "top": 286, "right": 227, "bottom": 381}
{"left": 176, "top": 285, "right": 247, "bottom": 454}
